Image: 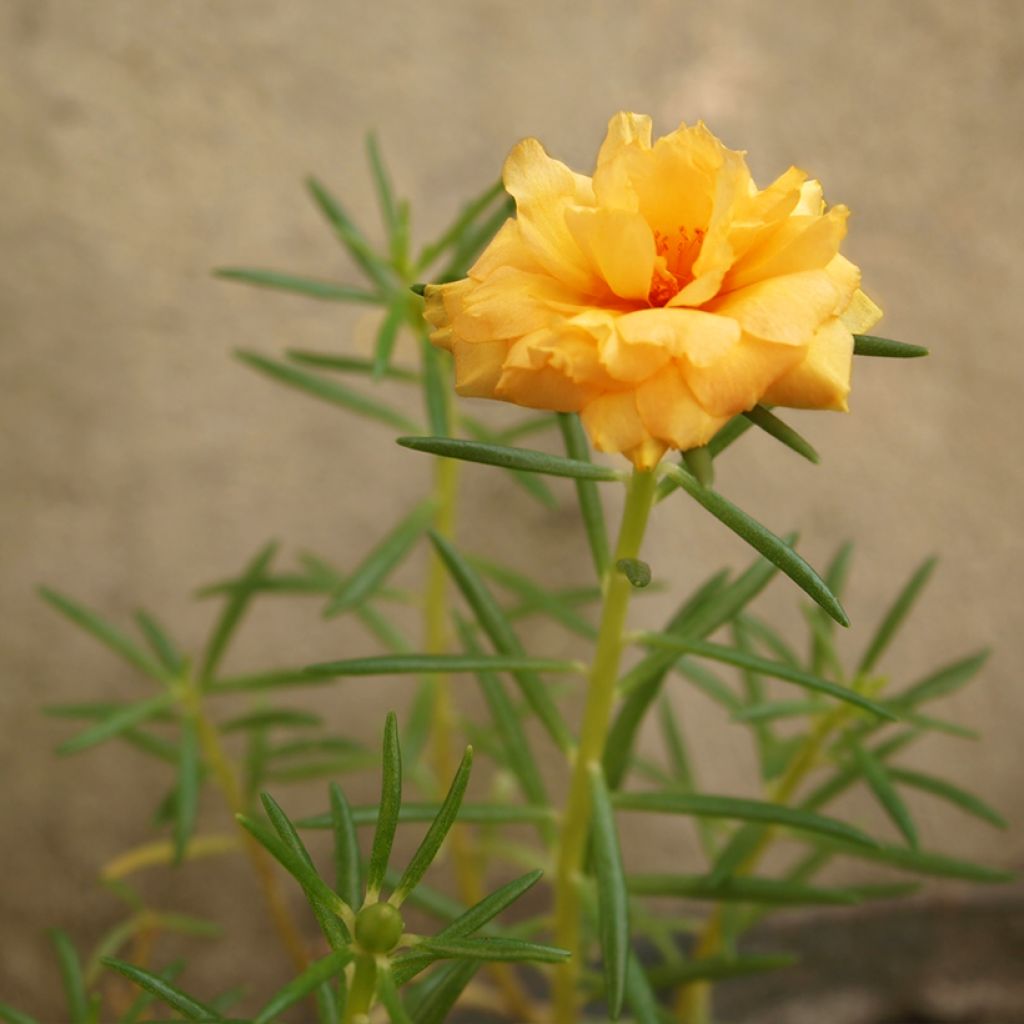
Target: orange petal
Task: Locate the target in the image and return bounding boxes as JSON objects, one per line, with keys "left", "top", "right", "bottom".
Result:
{"left": 616, "top": 308, "right": 741, "bottom": 368}
{"left": 636, "top": 363, "right": 731, "bottom": 450}
{"left": 581, "top": 390, "right": 664, "bottom": 467}
{"left": 469, "top": 218, "right": 544, "bottom": 280}
{"left": 503, "top": 138, "right": 600, "bottom": 294}
{"left": 564, "top": 207, "right": 656, "bottom": 301}
{"left": 450, "top": 338, "right": 511, "bottom": 398}
{"left": 704, "top": 270, "right": 840, "bottom": 346}
{"left": 684, "top": 335, "right": 806, "bottom": 417}
{"left": 761, "top": 318, "right": 853, "bottom": 411}
{"left": 839, "top": 288, "right": 883, "bottom": 334}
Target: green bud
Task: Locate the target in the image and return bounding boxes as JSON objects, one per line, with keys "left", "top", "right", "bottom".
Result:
{"left": 354, "top": 901, "right": 404, "bottom": 953}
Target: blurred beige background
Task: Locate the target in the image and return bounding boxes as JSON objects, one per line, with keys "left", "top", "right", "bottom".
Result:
{"left": 3, "top": 0, "right": 1022, "bottom": 1016}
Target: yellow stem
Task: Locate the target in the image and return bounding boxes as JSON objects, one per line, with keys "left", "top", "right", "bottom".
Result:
{"left": 553, "top": 468, "right": 657, "bottom": 1023}
{"left": 180, "top": 674, "right": 310, "bottom": 973}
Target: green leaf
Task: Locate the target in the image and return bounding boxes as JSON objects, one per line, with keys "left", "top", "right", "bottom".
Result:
{"left": 298, "top": 802, "right": 552, "bottom": 830}
{"left": 623, "top": 950, "right": 660, "bottom": 1024}
{"left": 806, "top": 837, "right": 1014, "bottom": 883}
{"left": 627, "top": 873, "right": 862, "bottom": 905}
{"left": 647, "top": 954, "right": 796, "bottom": 988}
{"left": 887, "top": 767, "right": 1008, "bottom": 829}
{"left": 398, "top": 435, "right": 625, "bottom": 481}
{"left": 0, "top": 1005, "right": 39, "bottom": 1024}
{"left": 214, "top": 268, "right": 379, "bottom": 304}
{"left": 437, "top": 870, "right": 544, "bottom": 941}
{"left": 661, "top": 464, "right": 848, "bottom": 626}
{"left": 891, "top": 649, "right": 990, "bottom": 709}
{"left": 392, "top": 747, "right": 473, "bottom": 904}
{"left": 732, "top": 698, "right": 822, "bottom": 723}
{"left": 589, "top": 766, "right": 630, "bottom": 1019}
{"left": 417, "top": 179, "right": 503, "bottom": 271}
{"left": 134, "top": 611, "right": 184, "bottom": 674}
{"left": 468, "top": 558, "right": 595, "bottom": 639}
{"left": 367, "top": 712, "right": 402, "bottom": 899}
{"left": 254, "top": 949, "right": 354, "bottom": 1024}
{"left": 557, "top": 413, "right": 611, "bottom": 577}
{"left": 200, "top": 539, "right": 279, "bottom": 683}
{"left": 405, "top": 961, "right": 479, "bottom": 1024}
{"left": 420, "top": 339, "right": 451, "bottom": 437}
{"left": 811, "top": 541, "right": 854, "bottom": 674}
{"left": 376, "top": 965, "right": 413, "bottom": 1024}
{"left": 743, "top": 405, "right": 820, "bottom": 463}
{"left": 303, "top": 652, "right": 581, "bottom": 680}
{"left": 237, "top": 351, "right": 420, "bottom": 433}
{"left": 409, "top": 936, "right": 569, "bottom": 964}
{"left": 287, "top": 349, "right": 419, "bottom": 382}
{"left": 116, "top": 960, "right": 186, "bottom": 1024}
{"left": 454, "top": 616, "right": 551, "bottom": 823}
{"left": 366, "top": 133, "right": 399, "bottom": 240}
{"left": 614, "top": 791, "right": 876, "bottom": 847}
{"left": 329, "top": 782, "right": 363, "bottom": 909}
{"left": 636, "top": 636, "right": 895, "bottom": 719}
{"left": 373, "top": 300, "right": 408, "bottom": 381}
{"left": 173, "top": 716, "right": 201, "bottom": 865}
{"left": 306, "top": 176, "right": 394, "bottom": 291}
{"left": 323, "top": 501, "right": 434, "bottom": 618}
{"left": 39, "top": 589, "right": 169, "bottom": 681}
{"left": 261, "top": 792, "right": 350, "bottom": 948}
{"left": 102, "top": 958, "right": 221, "bottom": 1021}
{"left": 853, "top": 334, "right": 929, "bottom": 358}
{"left": 682, "top": 444, "right": 715, "bottom": 487}
{"left": 438, "top": 195, "right": 514, "bottom": 281}
{"left": 428, "top": 532, "right": 573, "bottom": 751}
{"left": 221, "top": 709, "right": 324, "bottom": 732}
{"left": 854, "top": 744, "right": 918, "bottom": 848}
{"left": 49, "top": 930, "right": 88, "bottom": 1024}
{"left": 58, "top": 693, "right": 176, "bottom": 756}
{"left": 858, "top": 556, "right": 937, "bottom": 674}
{"left": 460, "top": 417, "right": 558, "bottom": 510}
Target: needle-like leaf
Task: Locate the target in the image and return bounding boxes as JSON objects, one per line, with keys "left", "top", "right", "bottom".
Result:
{"left": 366, "top": 712, "right": 402, "bottom": 899}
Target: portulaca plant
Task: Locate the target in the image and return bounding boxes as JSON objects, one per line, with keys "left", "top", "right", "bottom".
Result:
{"left": 11, "top": 114, "right": 1011, "bottom": 1024}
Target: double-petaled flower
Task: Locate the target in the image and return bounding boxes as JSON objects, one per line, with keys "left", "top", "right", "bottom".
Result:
{"left": 424, "top": 113, "right": 881, "bottom": 468}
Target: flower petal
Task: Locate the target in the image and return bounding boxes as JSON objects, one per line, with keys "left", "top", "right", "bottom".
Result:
{"left": 503, "top": 138, "right": 601, "bottom": 294}
{"left": 581, "top": 390, "right": 666, "bottom": 468}
{"left": 564, "top": 207, "right": 656, "bottom": 301}
{"left": 840, "top": 288, "right": 883, "bottom": 334}
{"left": 704, "top": 270, "right": 840, "bottom": 346}
{"left": 761, "top": 318, "right": 853, "bottom": 411}
{"left": 450, "top": 339, "right": 510, "bottom": 398}
{"left": 636, "top": 363, "right": 731, "bottom": 450}
{"left": 469, "top": 218, "right": 544, "bottom": 280}
{"left": 616, "top": 308, "right": 741, "bottom": 367}
{"left": 684, "top": 335, "right": 806, "bottom": 417}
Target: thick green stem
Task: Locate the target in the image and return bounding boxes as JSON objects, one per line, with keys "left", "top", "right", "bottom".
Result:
{"left": 552, "top": 468, "right": 657, "bottom": 1023}
{"left": 342, "top": 953, "right": 377, "bottom": 1024}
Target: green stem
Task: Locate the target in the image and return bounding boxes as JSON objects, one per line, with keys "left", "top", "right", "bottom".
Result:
{"left": 342, "top": 953, "right": 377, "bottom": 1024}
{"left": 552, "top": 467, "right": 657, "bottom": 1023}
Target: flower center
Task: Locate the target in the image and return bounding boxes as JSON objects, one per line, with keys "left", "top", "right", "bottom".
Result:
{"left": 649, "top": 226, "right": 705, "bottom": 306}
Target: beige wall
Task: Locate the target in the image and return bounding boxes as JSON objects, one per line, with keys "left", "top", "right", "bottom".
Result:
{"left": 3, "top": 0, "right": 1022, "bottom": 1012}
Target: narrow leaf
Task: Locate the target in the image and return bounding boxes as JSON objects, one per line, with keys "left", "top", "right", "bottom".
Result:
{"left": 58, "top": 693, "right": 175, "bottom": 756}
{"left": 858, "top": 556, "right": 937, "bottom": 674}
{"left": 589, "top": 766, "right": 630, "bottom": 1019}
{"left": 200, "top": 539, "right": 278, "bottom": 683}
{"left": 49, "top": 930, "right": 88, "bottom": 1024}
{"left": 39, "top": 589, "right": 168, "bottom": 681}
{"left": 627, "top": 873, "right": 861, "bottom": 905}
{"left": 0, "top": 1005, "right": 39, "bottom": 1024}
{"left": 214, "top": 268, "right": 378, "bottom": 304}
{"left": 237, "top": 351, "right": 419, "bottom": 433}
{"left": 888, "top": 767, "right": 1008, "bottom": 829}
{"left": 420, "top": 339, "right": 450, "bottom": 437}
{"left": 558, "top": 412, "right": 611, "bottom": 577}
{"left": 662, "top": 464, "right": 848, "bottom": 626}
{"left": 428, "top": 532, "right": 573, "bottom": 751}
{"left": 614, "top": 791, "right": 876, "bottom": 847}
{"left": 173, "top": 716, "right": 201, "bottom": 865}
{"left": 461, "top": 416, "right": 557, "bottom": 509}
{"left": 636, "top": 636, "right": 895, "bottom": 719}
{"left": 299, "top": 802, "right": 552, "bottom": 830}
{"left": 853, "top": 334, "right": 929, "bottom": 358}
{"left": 891, "top": 649, "right": 990, "bottom": 709}
{"left": 806, "top": 837, "right": 1013, "bottom": 883}
{"left": 405, "top": 961, "right": 479, "bottom": 1024}
{"left": 367, "top": 712, "right": 402, "bottom": 898}
{"left": 365, "top": 132, "right": 399, "bottom": 239}
{"left": 101, "top": 958, "right": 221, "bottom": 1021}
{"left": 376, "top": 965, "right": 413, "bottom": 1024}
{"left": 221, "top": 709, "right": 323, "bottom": 732}
{"left": 254, "top": 949, "right": 353, "bottom": 1024}
{"left": 329, "top": 783, "right": 363, "bottom": 909}
{"left": 306, "top": 176, "right": 394, "bottom": 291}
{"left": 287, "top": 349, "right": 419, "bottom": 382}
{"left": 134, "top": 611, "right": 184, "bottom": 674}
{"left": 437, "top": 870, "right": 544, "bottom": 941}
{"left": 623, "top": 950, "right": 660, "bottom": 1024}
{"left": 854, "top": 745, "right": 918, "bottom": 848}
{"left": 743, "top": 405, "right": 820, "bottom": 463}
{"left": 303, "top": 653, "right": 580, "bottom": 680}
{"left": 373, "top": 301, "right": 407, "bottom": 382}
{"left": 410, "top": 937, "right": 569, "bottom": 964}
{"left": 647, "top": 954, "right": 796, "bottom": 988}
{"left": 392, "top": 747, "right": 473, "bottom": 904}
{"left": 323, "top": 502, "right": 434, "bottom": 618}
{"left": 398, "top": 436, "right": 625, "bottom": 481}
{"left": 416, "top": 179, "right": 503, "bottom": 270}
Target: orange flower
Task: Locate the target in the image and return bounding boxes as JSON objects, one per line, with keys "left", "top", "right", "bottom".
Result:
{"left": 424, "top": 113, "right": 882, "bottom": 469}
